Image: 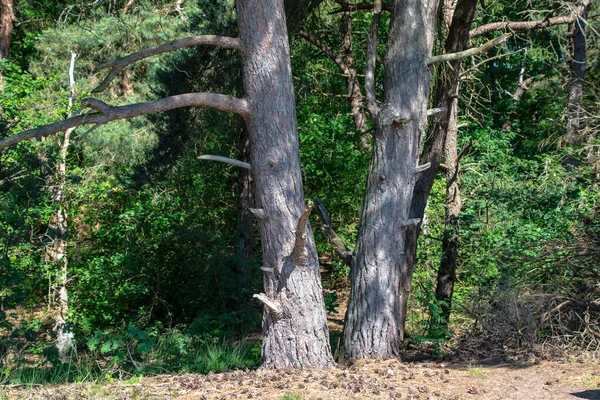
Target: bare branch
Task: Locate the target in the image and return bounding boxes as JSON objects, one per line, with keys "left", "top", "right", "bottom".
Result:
{"left": 0, "top": 93, "right": 250, "bottom": 149}
{"left": 291, "top": 201, "right": 313, "bottom": 266}
{"left": 198, "top": 154, "right": 251, "bottom": 169}
{"left": 92, "top": 35, "right": 241, "bottom": 93}
{"left": 314, "top": 199, "right": 353, "bottom": 266}
{"left": 470, "top": 14, "right": 581, "bottom": 39}
{"left": 365, "top": 0, "right": 382, "bottom": 118}
{"left": 426, "top": 34, "right": 510, "bottom": 65}
{"left": 296, "top": 31, "right": 350, "bottom": 76}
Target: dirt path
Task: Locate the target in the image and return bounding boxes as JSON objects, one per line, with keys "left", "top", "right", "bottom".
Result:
{"left": 2, "top": 359, "right": 598, "bottom": 399}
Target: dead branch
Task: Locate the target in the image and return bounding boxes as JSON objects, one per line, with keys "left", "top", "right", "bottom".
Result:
{"left": 470, "top": 13, "right": 584, "bottom": 39}
{"left": 198, "top": 154, "right": 251, "bottom": 169}
{"left": 0, "top": 94, "right": 250, "bottom": 149}
{"left": 314, "top": 199, "right": 353, "bottom": 266}
{"left": 426, "top": 34, "right": 510, "bottom": 65}
{"left": 93, "top": 35, "right": 241, "bottom": 93}
{"left": 296, "top": 31, "right": 350, "bottom": 76}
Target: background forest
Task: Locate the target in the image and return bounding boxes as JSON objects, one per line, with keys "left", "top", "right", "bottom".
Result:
{"left": 0, "top": 0, "right": 599, "bottom": 384}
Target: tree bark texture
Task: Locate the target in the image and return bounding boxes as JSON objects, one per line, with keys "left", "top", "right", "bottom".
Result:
{"left": 237, "top": 0, "right": 334, "bottom": 368}
{"left": 0, "top": 0, "right": 14, "bottom": 91}
{"left": 398, "top": 0, "right": 477, "bottom": 342}
{"left": 433, "top": 87, "right": 461, "bottom": 332}
{"left": 340, "top": 0, "right": 439, "bottom": 361}
{"left": 0, "top": 0, "right": 13, "bottom": 60}
{"left": 565, "top": 2, "right": 589, "bottom": 148}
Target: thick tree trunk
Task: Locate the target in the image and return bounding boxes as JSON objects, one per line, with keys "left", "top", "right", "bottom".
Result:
{"left": 340, "top": 0, "right": 439, "bottom": 361}
{"left": 237, "top": 0, "right": 334, "bottom": 368}
{"left": 398, "top": 0, "right": 477, "bottom": 342}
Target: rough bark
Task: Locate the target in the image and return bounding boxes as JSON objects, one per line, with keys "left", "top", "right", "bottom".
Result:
{"left": 0, "top": 0, "right": 14, "bottom": 91}
{"left": 399, "top": 0, "right": 477, "bottom": 342}
{"left": 0, "top": 0, "right": 13, "bottom": 60}
{"left": 237, "top": 0, "right": 334, "bottom": 368}
{"left": 340, "top": 13, "right": 365, "bottom": 133}
{"left": 340, "top": 0, "right": 439, "bottom": 361}
{"left": 565, "top": 2, "right": 589, "bottom": 149}
{"left": 433, "top": 87, "right": 461, "bottom": 334}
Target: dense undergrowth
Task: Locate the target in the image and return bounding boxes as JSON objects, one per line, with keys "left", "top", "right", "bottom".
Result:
{"left": 0, "top": 0, "right": 599, "bottom": 385}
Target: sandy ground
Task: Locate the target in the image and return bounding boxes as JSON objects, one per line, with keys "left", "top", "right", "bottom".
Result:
{"left": 2, "top": 359, "right": 598, "bottom": 399}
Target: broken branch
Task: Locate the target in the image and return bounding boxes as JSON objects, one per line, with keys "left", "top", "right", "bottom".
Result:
{"left": 314, "top": 199, "right": 353, "bottom": 266}
{"left": 253, "top": 293, "right": 282, "bottom": 315}
{"left": 198, "top": 154, "right": 251, "bottom": 169}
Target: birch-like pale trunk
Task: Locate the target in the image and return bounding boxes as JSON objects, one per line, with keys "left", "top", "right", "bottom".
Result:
{"left": 49, "top": 51, "right": 77, "bottom": 363}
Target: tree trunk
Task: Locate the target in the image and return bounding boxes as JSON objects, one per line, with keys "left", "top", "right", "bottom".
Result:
{"left": 432, "top": 87, "right": 461, "bottom": 335}
{"left": 237, "top": 0, "right": 334, "bottom": 368}
{"left": 49, "top": 52, "right": 77, "bottom": 363}
{"left": 340, "top": 0, "right": 439, "bottom": 361}
{"left": 565, "top": 2, "right": 589, "bottom": 150}
{"left": 0, "top": 0, "right": 13, "bottom": 60}
{"left": 398, "top": 0, "right": 477, "bottom": 342}
{"left": 0, "top": 0, "right": 14, "bottom": 91}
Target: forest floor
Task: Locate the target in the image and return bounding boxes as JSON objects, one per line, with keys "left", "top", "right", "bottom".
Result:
{"left": 2, "top": 294, "right": 599, "bottom": 399}
{"left": 1, "top": 357, "right": 598, "bottom": 399}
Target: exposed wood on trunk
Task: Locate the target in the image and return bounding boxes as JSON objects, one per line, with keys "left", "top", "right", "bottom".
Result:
{"left": 341, "top": 0, "right": 439, "bottom": 361}
{"left": 237, "top": 0, "right": 334, "bottom": 368}
{"left": 400, "top": 0, "right": 477, "bottom": 342}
